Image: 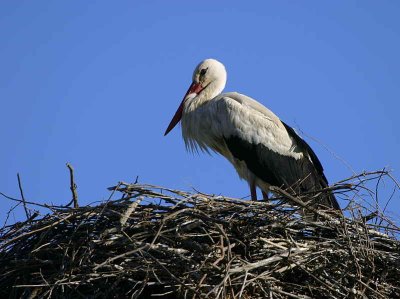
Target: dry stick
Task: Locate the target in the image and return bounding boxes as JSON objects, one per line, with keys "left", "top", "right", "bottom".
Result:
{"left": 0, "top": 191, "right": 65, "bottom": 209}
{"left": 213, "top": 236, "right": 226, "bottom": 267}
{"left": 120, "top": 196, "right": 144, "bottom": 227}
{"left": 17, "top": 173, "right": 30, "bottom": 220}
{"left": 237, "top": 271, "right": 249, "bottom": 299}
{"left": 66, "top": 163, "right": 79, "bottom": 208}
{"left": 94, "top": 244, "right": 149, "bottom": 270}
{"left": 141, "top": 250, "right": 202, "bottom": 297}
{"left": 0, "top": 213, "right": 74, "bottom": 249}
{"left": 271, "top": 287, "right": 312, "bottom": 299}
{"left": 229, "top": 247, "right": 309, "bottom": 274}
{"left": 269, "top": 186, "right": 338, "bottom": 221}
{"left": 215, "top": 224, "right": 232, "bottom": 261}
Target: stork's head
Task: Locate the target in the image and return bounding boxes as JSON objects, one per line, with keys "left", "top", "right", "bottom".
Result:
{"left": 192, "top": 59, "right": 227, "bottom": 91}
{"left": 164, "top": 59, "right": 227, "bottom": 136}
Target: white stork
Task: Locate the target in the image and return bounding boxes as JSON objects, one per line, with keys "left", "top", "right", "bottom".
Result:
{"left": 164, "top": 58, "right": 340, "bottom": 211}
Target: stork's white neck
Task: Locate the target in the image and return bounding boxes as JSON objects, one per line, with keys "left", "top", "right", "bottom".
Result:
{"left": 201, "top": 79, "right": 226, "bottom": 101}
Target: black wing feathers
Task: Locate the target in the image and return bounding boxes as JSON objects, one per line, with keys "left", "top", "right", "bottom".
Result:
{"left": 280, "top": 121, "right": 329, "bottom": 186}
{"left": 224, "top": 123, "right": 340, "bottom": 210}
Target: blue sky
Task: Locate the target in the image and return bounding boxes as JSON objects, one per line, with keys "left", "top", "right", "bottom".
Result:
{"left": 1, "top": 1, "right": 399, "bottom": 224}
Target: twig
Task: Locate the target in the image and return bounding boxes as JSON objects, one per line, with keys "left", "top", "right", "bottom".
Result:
{"left": 0, "top": 213, "right": 74, "bottom": 250}
{"left": 17, "top": 173, "right": 30, "bottom": 220}
{"left": 120, "top": 196, "right": 144, "bottom": 227}
{"left": 269, "top": 186, "right": 339, "bottom": 221}
{"left": 66, "top": 163, "right": 79, "bottom": 208}
{"left": 229, "top": 247, "right": 309, "bottom": 274}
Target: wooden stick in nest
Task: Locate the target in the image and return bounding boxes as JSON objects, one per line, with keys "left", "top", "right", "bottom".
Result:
{"left": 66, "top": 162, "right": 79, "bottom": 208}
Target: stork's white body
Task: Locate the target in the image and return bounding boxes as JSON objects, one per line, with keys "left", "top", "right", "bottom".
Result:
{"left": 182, "top": 91, "right": 302, "bottom": 193}
{"left": 165, "top": 59, "right": 340, "bottom": 210}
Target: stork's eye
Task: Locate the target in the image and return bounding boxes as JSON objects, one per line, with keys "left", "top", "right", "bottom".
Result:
{"left": 199, "top": 68, "right": 208, "bottom": 77}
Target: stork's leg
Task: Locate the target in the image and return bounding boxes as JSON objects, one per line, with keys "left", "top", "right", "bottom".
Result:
{"left": 262, "top": 190, "right": 269, "bottom": 200}
{"left": 250, "top": 181, "right": 257, "bottom": 201}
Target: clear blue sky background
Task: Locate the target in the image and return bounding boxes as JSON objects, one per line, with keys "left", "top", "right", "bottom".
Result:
{"left": 1, "top": 1, "right": 399, "bottom": 224}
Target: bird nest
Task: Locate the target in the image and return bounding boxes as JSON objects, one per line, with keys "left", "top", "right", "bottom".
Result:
{"left": 1, "top": 171, "right": 399, "bottom": 298}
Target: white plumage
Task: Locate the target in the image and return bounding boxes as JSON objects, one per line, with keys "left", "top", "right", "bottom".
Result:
{"left": 165, "top": 59, "right": 340, "bottom": 210}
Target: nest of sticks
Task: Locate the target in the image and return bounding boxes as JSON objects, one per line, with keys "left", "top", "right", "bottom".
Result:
{"left": 1, "top": 170, "right": 399, "bottom": 298}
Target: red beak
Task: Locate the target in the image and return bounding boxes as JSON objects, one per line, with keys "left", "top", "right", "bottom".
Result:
{"left": 164, "top": 82, "right": 203, "bottom": 136}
